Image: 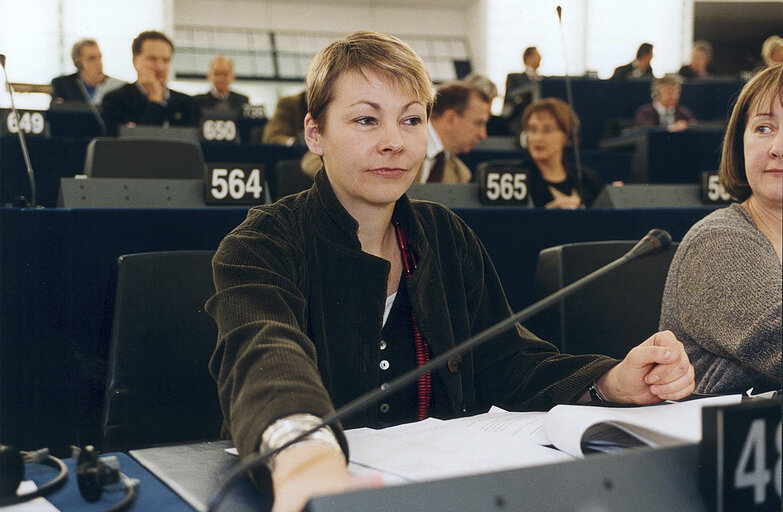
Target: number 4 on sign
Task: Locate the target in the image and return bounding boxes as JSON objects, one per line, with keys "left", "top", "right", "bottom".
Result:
{"left": 245, "top": 169, "right": 263, "bottom": 199}
{"left": 734, "top": 419, "right": 781, "bottom": 504}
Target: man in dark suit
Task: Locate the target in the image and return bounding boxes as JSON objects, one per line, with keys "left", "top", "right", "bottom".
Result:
{"left": 102, "top": 31, "right": 200, "bottom": 136}
{"left": 50, "top": 39, "right": 124, "bottom": 105}
{"left": 502, "top": 46, "right": 541, "bottom": 134}
{"left": 414, "top": 80, "right": 493, "bottom": 183}
{"left": 634, "top": 75, "right": 695, "bottom": 132}
{"left": 192, "top": 55, "right": 249, "bottom": 113}
{"left": 611, "top": 42, "right": 654, "bottom": 80}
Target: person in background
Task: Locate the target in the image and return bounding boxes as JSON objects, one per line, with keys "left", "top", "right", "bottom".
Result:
{"left": 761, "top": 35, "right": 783, "bottom": 68}
{"left": 611, "top": 43, "right": 654, "bottom": 80}
{"left": 678, "top": 40, "right": 714, "bottom": 79}
{"left": 263, "top": 90, "right": 307, "bottom": 146}
{"left": 102, "top": 30, "right": 200, "bottom": 136}
{"left": 659, "top": 64, "right": 782, "bottom": 395}
{"left": 262, "top": 90, "right": 321, "bottom": 176}
{"left": 50, "top": 39, "right": 125, "bottom": 105}
{"left": 634, "top": 75, "right": 696, "bottom": 132}
{"left": 502, "top": 47, "right": 541, "bottom": 135}
{"left": 193, "top": 55, "right": 249, "bottom": 113}
{"left": 463, "top": 73, "right": 498, "bottom": 103}
{"left": 520, "top": 97, "right": 603, "bottom": 208}
{"left": 415, "top": 80, "right": 491, "bottom": 183}
{"left": 207, "top": 30, "right": 694, "bottom": 512}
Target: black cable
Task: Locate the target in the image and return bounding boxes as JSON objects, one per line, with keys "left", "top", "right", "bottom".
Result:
{"left": 0, "top": 450, "right": 69, "bottom": 507}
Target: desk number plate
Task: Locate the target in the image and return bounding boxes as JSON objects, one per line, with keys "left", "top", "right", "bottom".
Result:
{"left": 480, "top": 169, "right": 529, "bottom": 206}
{"left": 2, "top": 109, "right": 47, "bottom": 136}
{"left": 701, "top": 172, "right": 733, "bottom": 205}
{"left": 201, "top": 119, "right": 238, "bottom": 142}
{"left": 702, "top": 397, "right": 781, "bottom": 512}
{"left": 205, "top": 163, "right": 265, "bottom": 205}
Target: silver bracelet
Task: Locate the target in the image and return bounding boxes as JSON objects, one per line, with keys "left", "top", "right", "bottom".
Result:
{"left": 588, "top": 381, "right": 606, "bottom": 402}
{"left": 260, "top": 414, "right": 342, "bottom": 472}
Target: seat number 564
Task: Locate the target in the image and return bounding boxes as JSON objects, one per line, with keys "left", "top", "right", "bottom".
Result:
{"left": 210, "top": 168, "right": 263, "bottom": 200}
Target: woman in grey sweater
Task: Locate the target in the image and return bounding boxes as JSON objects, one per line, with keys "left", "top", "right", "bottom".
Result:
{"left": 660, "top": 64, "right": 782, "bottom": 394}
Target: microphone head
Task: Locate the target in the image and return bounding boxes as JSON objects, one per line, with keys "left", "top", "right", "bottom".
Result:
{"left": 626, "top": 229, "right": 672, "bottom": 260}
{"left": 0, "top": 54, "right": 5, "bottom": 68}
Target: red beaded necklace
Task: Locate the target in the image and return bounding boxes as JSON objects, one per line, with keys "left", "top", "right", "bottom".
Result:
{"left": 391, "top": 217, "right": 431, "bottom": 421}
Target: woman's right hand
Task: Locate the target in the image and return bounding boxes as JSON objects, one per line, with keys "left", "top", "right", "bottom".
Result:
{"left": 545, "top": 195, "right": 582, "bottom": 209}
{"left": 271, "top": 442, "right": 383, "bottom": 512}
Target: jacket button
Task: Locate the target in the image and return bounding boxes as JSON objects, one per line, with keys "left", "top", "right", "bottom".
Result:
{"left": 447, "top": 355, "right": 462, "bottom": 373}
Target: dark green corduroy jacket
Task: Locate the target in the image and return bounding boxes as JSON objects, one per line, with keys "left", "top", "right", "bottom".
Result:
{"left": 206, "top": 170, "right": 619, "bottom": 472}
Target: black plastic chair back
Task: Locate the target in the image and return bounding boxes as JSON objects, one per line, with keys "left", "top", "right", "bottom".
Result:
{"left": 527, "top": 240, "right": 677, "bottom": 359}
{"left": 84, "top": 137, "right": 206, "bottom": 179}
{"left": 102, "top": 250, "right": 222, "bottom": 451}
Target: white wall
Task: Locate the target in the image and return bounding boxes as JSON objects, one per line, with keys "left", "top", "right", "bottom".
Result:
{"left": 170, "top": 0, "right": 478, "bottom": 111}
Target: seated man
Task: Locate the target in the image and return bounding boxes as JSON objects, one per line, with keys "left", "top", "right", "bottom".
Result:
{"left": 612, "top": 43, "right": 654, "bottom": 80}
{"left": 415, "top": 80, "right": 492, "bottom": 183}
{"left": 634, "top": 75, "right": 695, "bottom": 132}
{"left": 193, "top": 55, "right": 249, "bottom": 113}
{"left": 502, "top": 47, "right": 541, "bottom": 135}
{"left": 677, "top": 40, "right": 714, "bottom": 79}
{"left": 50, "top": 38, "right": 125, "bottom": 105}
{"left": 102, "top": 30, "right": 200, "bottom": 136}
{"left": 262, "top": 90, "right": 321, "bottom": 176}
{"left": 262, "top": 90, "right": 307, "bottom": 146}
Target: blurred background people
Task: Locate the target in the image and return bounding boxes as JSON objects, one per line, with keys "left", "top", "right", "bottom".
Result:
{"left": 761, "top": 35, "right": 783, "bottom": 67}
{"left": 634, "top": 75, "right": 695, "bottom": 132}
{"left": 416, "top": 80, "right": 492, "bottom": 183}
{"left": 659, "top": 64, "right": 782, "bottom": 394}
{"left": 262, "top": 90, "right": 307, "bottom": 146}
{"left": 102, "top": 30, "right": 200, "bottom": 136}
{"left": 193, "top": 55, "right": 249, "bottom": 113}
{"left": 262, "top": 90, "right": 322, "bottom": 176}
{"left": 50, "top": 38, "right": 125, "bottom": 105}
{"left": 464, "top": 72, "right": 498, "bottom": 102}
{"left": 678, "top": 40, "right": 714, "bottom": 79}
{"left": 502, "top": 46, "right": 541, "bottom": 136}
{"left": 611, "top": 43, "right": 654, "bottom": 80}
{"left": 520, "top": 97, "right": 603, "bottom": 208}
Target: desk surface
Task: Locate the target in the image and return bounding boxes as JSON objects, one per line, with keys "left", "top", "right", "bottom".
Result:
{"left": 127, "top": 441, "right": 709, "bottom": 512}
{"left": 131, "top": 441, "right": 269, "bottom": 512}
{"left": 26, "top": 452, "right": 192, "bottom": 511}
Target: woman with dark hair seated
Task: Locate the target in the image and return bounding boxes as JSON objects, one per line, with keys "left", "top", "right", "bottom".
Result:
{"left": 520, "top": 98, "right": 603, "bottom": 208}
{"left": 660, "top": 64, "right": 782, "bottom": 395}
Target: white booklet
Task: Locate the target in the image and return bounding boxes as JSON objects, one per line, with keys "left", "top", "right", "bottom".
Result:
{"left": 345, "top": 394, "right": 742, "bottom": 484}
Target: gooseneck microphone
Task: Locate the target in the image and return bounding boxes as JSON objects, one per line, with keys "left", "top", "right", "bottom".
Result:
{"left": 0, "top": 54, "right": 37, "bottom": 208}
{"left": 555, "top": 5, "right": 584, "bottom": 203}
{"left": 206, "top": 229, "right": 673, "bottom": 511}
{"left": 76, "top": 81, "right": 108, "bottom": 136}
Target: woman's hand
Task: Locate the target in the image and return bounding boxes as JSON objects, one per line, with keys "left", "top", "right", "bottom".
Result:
{"left": 271, "top": 442, "right": 383, "bottom": 512}
{"left": 596, "top": 330, "right": 695, "bottom": 404}
{"left": 545, "top": 195, "right": 583, "bottom": 210}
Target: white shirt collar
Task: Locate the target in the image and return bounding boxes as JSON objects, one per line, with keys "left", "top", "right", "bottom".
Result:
{"left": 427, "top": 121, "right": 445, "bottom": 159}
{"left": 420, "top": 122, "right": 447, "bottom": 183}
